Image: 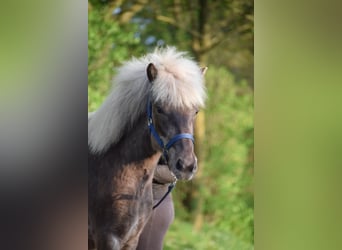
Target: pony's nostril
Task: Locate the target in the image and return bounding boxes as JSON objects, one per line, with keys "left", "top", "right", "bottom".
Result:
{"left": 176, "top": 159, "right": 184, "bottom": 171}
{"left": 188, "top": 162, "right": 197, "bottom": 172}
{"left": 176, "top": 158, "right": 197, "bottom": 173}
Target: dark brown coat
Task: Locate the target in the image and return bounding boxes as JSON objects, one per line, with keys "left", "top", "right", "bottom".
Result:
{"left": 88, "top": 115, "right": 161, "bottom": 250}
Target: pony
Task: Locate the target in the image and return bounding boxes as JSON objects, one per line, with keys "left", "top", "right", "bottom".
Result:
{"left": 88, "top": 47, "right": 207, "bottom": 250}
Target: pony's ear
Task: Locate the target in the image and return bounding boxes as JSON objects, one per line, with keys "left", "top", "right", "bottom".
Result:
{"left": 147, "top": 63, "right": 158, "bottom": 82}
{"left": 200, "top": 67, "right": 208, "bottom": 76}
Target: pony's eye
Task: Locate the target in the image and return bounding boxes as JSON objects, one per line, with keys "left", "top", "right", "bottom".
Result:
{"left": 156, "top": 106, "right": 164, "bottom": 114}
{"left": 195, "top": 110, "right": 199, "bottom": 115}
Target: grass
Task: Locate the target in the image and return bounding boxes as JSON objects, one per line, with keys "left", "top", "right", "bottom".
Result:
{"left": 164, "top": 218, "right": 254, "bottom": 250}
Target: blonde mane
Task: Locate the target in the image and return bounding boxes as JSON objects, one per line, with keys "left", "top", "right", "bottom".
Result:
{"left": 88, "top": 47, "right": 206, "bottom": 154}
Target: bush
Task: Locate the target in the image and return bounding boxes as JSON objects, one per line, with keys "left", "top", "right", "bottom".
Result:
{"left": 88, "top": 2, "right": 145, "bottom": 111}
{"left": 168, "top": 66, "right": 254, "bottom": 248}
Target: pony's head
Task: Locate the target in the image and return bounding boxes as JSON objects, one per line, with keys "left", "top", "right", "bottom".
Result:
{"left": 88, "top": 47, "right": 207, "bottom": 179}
{"left": 145, "top": 49, "right": 207, "bottom": 180}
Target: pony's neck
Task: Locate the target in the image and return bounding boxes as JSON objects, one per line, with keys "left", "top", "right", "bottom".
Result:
{"left": 106, "top": 114, "right": 160, "bottom": 165}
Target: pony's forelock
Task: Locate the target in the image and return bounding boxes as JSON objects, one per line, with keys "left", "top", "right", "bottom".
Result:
{"left": 88, "top": 46, "right": 206, "bottom": 153}
{"left": 149, "top": 47, "right": 206, "bottom": 108}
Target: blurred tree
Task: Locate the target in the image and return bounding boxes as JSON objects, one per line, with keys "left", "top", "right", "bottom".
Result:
{"left": 112, "top": 0, "right": 253, "bottom": 84}
{"left": 88, "top": 1, "right": 145, "bottom": 110}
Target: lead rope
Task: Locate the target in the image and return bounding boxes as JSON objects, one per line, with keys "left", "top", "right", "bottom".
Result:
{"left": 153, "top": 179, "right": 177, "bottom": 210}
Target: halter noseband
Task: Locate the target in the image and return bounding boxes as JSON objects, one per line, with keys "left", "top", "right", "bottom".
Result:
{"left": 147, "top": 97, "right": 195, "bottom": 161}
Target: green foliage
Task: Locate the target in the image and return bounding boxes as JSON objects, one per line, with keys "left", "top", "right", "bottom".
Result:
{"left": 88, "top": 2, "right": 145, "bottom": 111}
{"left": 167, "top": 67, "right": 254, "bottom": 247}
{"left": 164, "top": 218, "right": 254, "bottom": 250}
{"left": 205, "top": 67, "right": 254, "bottom": 243}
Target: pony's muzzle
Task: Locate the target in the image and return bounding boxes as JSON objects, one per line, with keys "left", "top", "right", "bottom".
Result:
{"left": 168, "top": 139, "right": 197, "bottom": 180}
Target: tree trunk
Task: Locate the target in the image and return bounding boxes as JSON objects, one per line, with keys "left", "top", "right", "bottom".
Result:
{"left": 193, "top": 109, "right": 206, "bottom": 231}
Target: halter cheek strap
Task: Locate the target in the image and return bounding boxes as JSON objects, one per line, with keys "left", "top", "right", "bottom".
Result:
{"left": 147, "top": 97, "right": 195, "bottom": 160}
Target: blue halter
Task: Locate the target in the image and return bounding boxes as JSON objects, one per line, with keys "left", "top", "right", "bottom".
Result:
{"left": 147, "top": 97, "right": 195, "bottom": 160}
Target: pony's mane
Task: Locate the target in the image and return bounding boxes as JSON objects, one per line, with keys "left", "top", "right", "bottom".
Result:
{"left": 88, "top": 47, "right": 206, "bottom": 153}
